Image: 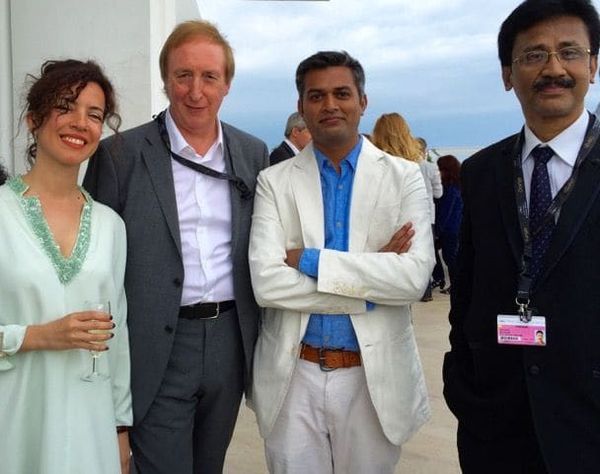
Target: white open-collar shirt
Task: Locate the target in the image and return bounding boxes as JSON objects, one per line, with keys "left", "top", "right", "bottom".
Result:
{"left": 521, "top": 109, "right": 588, "bottom": 205}
{"left": 166, "top": 108, "right": 234, "bottom": 306}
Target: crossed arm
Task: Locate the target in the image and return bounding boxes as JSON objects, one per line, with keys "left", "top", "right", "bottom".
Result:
{"left": 249, "top": 165, "right": 434, "bottom": 313}
{"left": 284, "top": 222, "right": 415, "bottom": 269}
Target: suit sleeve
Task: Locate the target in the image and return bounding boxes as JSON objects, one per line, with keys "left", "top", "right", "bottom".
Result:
{"left": 260, "top": 142, "right": 270, "bottom": 170}
{"left": 316, "top": 164, "right": 435, "bottom": 306}
{"left": 107, "top": 217, "right": 132, "bottom": 426}
{"left": 249, "top": 171, "right": 367, "bottom": 315}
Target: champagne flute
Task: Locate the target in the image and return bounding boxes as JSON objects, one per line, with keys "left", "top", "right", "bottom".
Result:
{"left": 81, "top": 301, "right": 111, "bottom": 382}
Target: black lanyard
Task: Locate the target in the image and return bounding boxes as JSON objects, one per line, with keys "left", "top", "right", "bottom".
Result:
{"left": 513, "top": 114, "right": 600, "bottom": 321}
{"left": 153, "top": 110, "right": 253, "bottom": 200}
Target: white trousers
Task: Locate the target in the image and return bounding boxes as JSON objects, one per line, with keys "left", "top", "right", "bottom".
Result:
{"left": 265, "top": 359, "right": 401, "bottom": 474}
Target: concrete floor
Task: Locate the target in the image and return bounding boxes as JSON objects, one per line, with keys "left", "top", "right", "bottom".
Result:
{"left": 224, "top": 290, "right": 460, "bottom": 473}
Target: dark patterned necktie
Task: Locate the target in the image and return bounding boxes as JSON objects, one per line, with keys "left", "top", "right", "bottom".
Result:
{"left": 529, "top": 146, "right": 555, "bottom": 282}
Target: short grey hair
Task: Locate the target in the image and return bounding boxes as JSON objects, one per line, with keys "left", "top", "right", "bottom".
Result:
{"left": 284, "top": 112, "right": 306, "bottom": 138}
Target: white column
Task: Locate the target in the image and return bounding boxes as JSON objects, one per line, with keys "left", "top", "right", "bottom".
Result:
{"left": 0, "top": 0, "right": 14, "bottom": 174}
{"left": 1, "top": 0, "right": 200, "bottom": 176}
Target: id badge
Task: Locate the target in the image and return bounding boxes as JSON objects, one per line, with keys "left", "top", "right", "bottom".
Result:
{"left": 497, "top": 315, "right": 547, "bottom": 346}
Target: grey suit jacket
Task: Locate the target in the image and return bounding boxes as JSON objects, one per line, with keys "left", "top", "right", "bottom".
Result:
{"left": 84, "top": 117, "right": 269, "bottom": 423}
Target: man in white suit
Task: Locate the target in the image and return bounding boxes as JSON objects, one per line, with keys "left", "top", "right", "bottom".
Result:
{"left": 249, "top": 51, "right": 435, "bottom": 473}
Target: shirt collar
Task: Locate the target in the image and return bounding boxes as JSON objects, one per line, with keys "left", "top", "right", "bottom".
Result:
{"left": 314, "top": 136, "right": 363, "bottom": 172}
{"left": 165, "top": 107, "right": 223, "bottom": 157}
{"left": 522, "top": 110, "right": 589, "bottom": 167}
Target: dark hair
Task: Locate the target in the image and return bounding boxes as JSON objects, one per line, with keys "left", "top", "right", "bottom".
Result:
{"left": 295, "top": 51, "right": 366, "bottom": 98}
{"left": 437, "top": 155, "right": 462, "bottom": 189}
{"left": 0, "top": 163, "right": 8, "bottom": 185}
{"left": 498, "top": 0, "right": 600, "bottom": 66}
{"left": 23, "top": 59, "right": 121, "bottom": 164}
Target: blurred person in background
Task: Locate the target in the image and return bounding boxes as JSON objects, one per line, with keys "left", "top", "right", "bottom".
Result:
{"left": 270, "top": 111, "right": 312, "bottom": 165}
{"left": 434, "top": 155, "right": 463, "bottom": 295}
{"left": 372, "top": 114, "right": 441, "bottom": 301}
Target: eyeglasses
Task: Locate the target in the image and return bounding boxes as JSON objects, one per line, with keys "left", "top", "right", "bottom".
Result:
{"left": 512, "top": 46, "right": 591, "bottom": 66}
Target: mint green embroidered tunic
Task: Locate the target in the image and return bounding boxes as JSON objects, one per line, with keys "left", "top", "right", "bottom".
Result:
{"left": 0, "top": 179, "right": 132, "bottom": 474}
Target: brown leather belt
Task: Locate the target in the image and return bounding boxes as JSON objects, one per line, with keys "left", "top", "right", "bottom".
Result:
{"left": 299, "top": 343, "right": 361, "bottom": 371}
{"left": 179, "top": 300, "right": 235, "bottom": 320}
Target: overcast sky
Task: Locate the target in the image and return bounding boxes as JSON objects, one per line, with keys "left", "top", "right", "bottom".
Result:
{"left": 197, "top": 0, "right": 600, "bottom": 150}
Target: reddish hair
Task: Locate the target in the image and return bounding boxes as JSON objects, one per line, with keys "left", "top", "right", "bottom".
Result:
{"left": 437, "top": 154, "right": 461, "bottom": 188}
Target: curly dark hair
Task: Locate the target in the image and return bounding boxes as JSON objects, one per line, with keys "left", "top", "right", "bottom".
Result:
{"left": 0, "top": 163, "right": 8, "bottom": 185}
{"left": 23, "top": 59, "right": 121, "bottom": 165}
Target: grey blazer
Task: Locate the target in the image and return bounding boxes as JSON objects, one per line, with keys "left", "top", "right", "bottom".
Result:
{"left": 84, "top": 117, "right": 269, "bottom": 423}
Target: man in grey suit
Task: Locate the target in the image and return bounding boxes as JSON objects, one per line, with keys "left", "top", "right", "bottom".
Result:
{"left": 84, "top": 20, "right": 269, "bottom": 474}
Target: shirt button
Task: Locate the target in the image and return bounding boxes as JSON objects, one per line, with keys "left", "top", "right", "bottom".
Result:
{"left": 528, "top": 365, "right": 540, "bottom": 376}
{"left": 173, "top": 278, "right": 182, "bottom": 287}
{"left": 338, "top": 185, "right": 343, "bottom": 190}
{"left": 164, "top": 325, "right": 174, "bottom": 334}
{"left": 336, "top": 221, "right": 342, "bottom": 228}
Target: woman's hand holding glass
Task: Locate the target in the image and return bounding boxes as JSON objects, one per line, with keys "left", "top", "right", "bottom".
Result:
{"left": 21, "top": 309, "right": 114, "bottom": 352}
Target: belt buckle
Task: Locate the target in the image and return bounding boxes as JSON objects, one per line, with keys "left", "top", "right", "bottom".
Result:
{"left": 205, "top": 302, "right": 220, "bottom": 319}
{"left": 318, "top": 348, "right": 336, "bottom": 372}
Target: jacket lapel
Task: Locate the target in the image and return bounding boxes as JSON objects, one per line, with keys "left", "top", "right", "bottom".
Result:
{"left": 349, "top": 141, "right": 386, "bottom": 252}
{"left": 141, "top": 126, "right": 182, "bottom": 256}
{"left": 493, "top": 135, "right": 524, "bottom": 269}
{"left": 539, "top": 142, "right": 600, "bottom": 285}
{"left": 223, "top": 127, "right": 242, "bottom": 257}
{"left": 291, "top": 145, "right": 325, "bottom": 248}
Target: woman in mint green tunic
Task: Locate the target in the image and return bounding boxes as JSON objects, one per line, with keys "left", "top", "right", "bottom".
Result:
{"left": 0, "top": 60, "right": 131, "bottom": 474}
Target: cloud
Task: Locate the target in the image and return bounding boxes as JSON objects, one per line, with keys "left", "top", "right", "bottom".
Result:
{"left": 196, "top": 0, "right": 600, "bottom": 149}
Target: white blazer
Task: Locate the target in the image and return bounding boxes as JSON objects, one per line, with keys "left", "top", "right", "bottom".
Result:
{"left": 248, "top": 139, "right": 435, "bottom": 446}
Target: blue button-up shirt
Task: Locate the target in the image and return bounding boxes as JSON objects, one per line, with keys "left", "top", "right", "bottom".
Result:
{"left": 298, "top": 138, "right": 368, "bottom": 351}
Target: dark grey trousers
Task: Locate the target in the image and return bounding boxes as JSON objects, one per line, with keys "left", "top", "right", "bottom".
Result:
{"left": 130, "top": 307, "right": 244, "bottom": 474}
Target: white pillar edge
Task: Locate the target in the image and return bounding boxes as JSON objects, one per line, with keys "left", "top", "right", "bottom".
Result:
{"left": 0, "top": 0, "right": 14, "bottom": 174}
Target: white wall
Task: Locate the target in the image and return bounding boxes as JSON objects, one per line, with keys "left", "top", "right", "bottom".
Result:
{"left": 0, "top": 0, "right": 200, "bottom": 176}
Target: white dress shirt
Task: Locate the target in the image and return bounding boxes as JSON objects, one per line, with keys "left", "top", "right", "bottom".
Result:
{"left": 522, "top": 110, "right": 589, "bottom": 204}
{"left": 166, "top": 109, "right": 234, "bottom": 305}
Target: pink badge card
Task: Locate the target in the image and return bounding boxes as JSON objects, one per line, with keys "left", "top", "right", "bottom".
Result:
{"left": 497, "top": 315, "right": 547, "bottom": 346}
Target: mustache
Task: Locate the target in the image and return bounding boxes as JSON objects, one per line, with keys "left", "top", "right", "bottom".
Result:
{"left": 533, "top": 76, "right": 576, "bottom": 91}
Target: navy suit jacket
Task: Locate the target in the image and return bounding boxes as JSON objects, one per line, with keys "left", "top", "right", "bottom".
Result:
{"left": 269, "top": 140, "right": 295, "bottom": 166}
{"left": 443, "top": 125, "right": 600, "bottom": 472}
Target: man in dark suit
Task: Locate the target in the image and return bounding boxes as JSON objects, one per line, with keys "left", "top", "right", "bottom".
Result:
{"left": 442, "top": 1, "right": 600, "bottom": 473}
{"left": 84, "top": 20, "right": 269, "bottom": 474}
{"left": 269, "top": 111, "right": 311, "bottom": 165}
